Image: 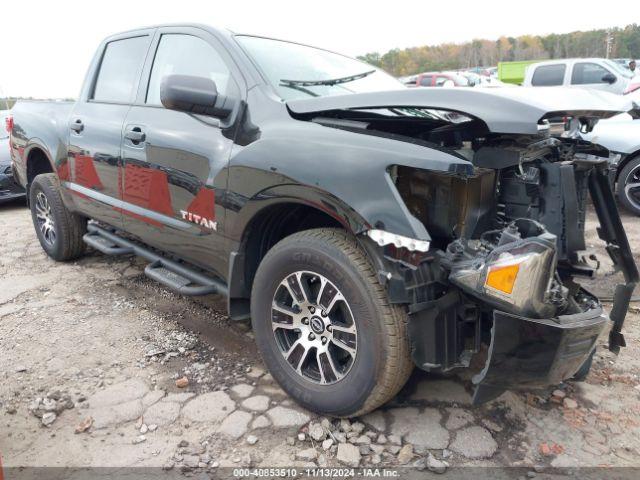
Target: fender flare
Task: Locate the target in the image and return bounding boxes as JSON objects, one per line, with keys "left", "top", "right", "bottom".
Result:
{"left": 226, "top": 184, "right": 371, "bottom": 320}
{"left": 230, "top": 183, "right": 370, "bottom": 240}
{"left": 24, "top": 139, "right": 57, "bottom": 170}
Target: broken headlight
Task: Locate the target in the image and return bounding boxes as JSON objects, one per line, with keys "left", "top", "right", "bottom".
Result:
{"left": 448, "top": 222, "right": 559, "bottom": 318}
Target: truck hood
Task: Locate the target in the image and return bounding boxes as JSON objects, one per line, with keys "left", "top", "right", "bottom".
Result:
{"left": 287, "top": 87, "right": 637, "bottom": 135}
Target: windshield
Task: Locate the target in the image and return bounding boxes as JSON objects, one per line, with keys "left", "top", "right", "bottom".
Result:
{"left": 604, "top": 59, "right": 634, "bottom": 79}
{"left": 235, "top": 36, "right": 404, "bottom": 100}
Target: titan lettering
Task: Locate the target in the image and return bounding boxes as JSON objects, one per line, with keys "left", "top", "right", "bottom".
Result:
{"left": 180, "top": 210, "right": 217, "bottom": 231}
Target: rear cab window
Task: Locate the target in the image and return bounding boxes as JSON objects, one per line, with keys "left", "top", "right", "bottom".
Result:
{"left": 531, "top": 64, "right": 566, "bottom": 86}
{"left": 92, "top": 36, "right": 150, "bottom": 103}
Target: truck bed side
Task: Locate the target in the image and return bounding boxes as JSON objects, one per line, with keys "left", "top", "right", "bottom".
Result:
{"left": 10, "top": 100, "right": 74, "bottom": 189}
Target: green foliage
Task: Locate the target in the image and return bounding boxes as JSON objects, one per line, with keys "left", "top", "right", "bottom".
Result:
{"left": 357, "top": 24, "right": 640, "bottom": 76}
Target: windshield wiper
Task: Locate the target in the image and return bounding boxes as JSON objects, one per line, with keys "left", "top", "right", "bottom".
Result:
{"left": 279, "top": 83, "right": 320, "bottom": 98}
{"left": 280, "top": 70, "right": 376, "bottom": 87}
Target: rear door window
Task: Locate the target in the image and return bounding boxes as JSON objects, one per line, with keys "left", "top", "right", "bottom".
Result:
{"left": 531, "top": 64, "right": 566, "bottom": 86}
{"left": 419, "top": 76, "right": 432, "bottom": 86}
{"left": 92, "top": 36, "right": 150, "bottom": 103}
{"left": 571, "top": 62, "right": 611, "bottom": 85}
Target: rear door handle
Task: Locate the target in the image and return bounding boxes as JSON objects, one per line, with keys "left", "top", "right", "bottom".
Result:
{"left": 70, "top": 119, "right": 84, "bottom": 133}
{"left": 124, "top": 128, "right": 146, "bottom": 144}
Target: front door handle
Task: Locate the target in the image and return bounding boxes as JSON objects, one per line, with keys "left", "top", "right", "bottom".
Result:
{"left": 70, "top": 119, "right": 84, "bottom": 133}
{"left": 124, "top": 128, "right": 146, "bottom": 144}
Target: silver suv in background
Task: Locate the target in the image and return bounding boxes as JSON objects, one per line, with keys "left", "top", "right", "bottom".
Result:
{"left": 583, "top": 88, "right": 640, "bottom": 215}
{"left": 523, "top": 58, "right": 634, "bottom": 94}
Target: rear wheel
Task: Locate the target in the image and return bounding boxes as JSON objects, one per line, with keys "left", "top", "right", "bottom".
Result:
{"left": 617, "top": 156, "right": 640, "bottom": 216}
{"left": 251, "top": 228, "right": 413, "bottom": 417}
{"left": 29, "top": 173, "right": 87, "bottom": 261}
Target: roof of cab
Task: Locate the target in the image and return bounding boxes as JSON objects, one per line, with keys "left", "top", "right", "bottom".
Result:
{"left": 103, "top": 23, "right": 235, "bottom": 42}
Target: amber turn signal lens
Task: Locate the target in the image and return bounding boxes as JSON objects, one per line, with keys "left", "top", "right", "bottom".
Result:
{"left": 485, "top": 263, "right": 520, "bottom": 294}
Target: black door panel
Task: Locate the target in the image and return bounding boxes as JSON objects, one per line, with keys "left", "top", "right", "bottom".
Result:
{"left": 119, "top": 29, "right": 243, "bottom": 276}
{"left": 120, "top": 109, "right": 231, "bottom": 275}
{"left": 66, "top": 103, "right": 130, "bottom": 227}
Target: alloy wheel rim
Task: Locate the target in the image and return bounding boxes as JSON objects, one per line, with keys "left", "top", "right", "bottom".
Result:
{"left": 271, "top": 271, "right": 357, "bottom": 385}
{"left": 35, "top": 192, "right": 56, "bottom": 246}
{"left": 624, "top": 164, "right": 640, "bottom": 211}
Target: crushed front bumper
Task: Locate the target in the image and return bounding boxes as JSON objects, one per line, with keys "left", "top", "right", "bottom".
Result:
{"left": 472, "top": 164, "right": 638, "bottom": 404}
{"left": 472, "top": 306, "right": 607, "bottom": 403}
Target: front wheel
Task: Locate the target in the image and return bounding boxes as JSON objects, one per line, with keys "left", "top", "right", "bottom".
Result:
{"left": 617, "top": 156, "right": 640, "bottom": 216}
{"left": 251, "top": 228, "right": 413, "bottom": 417}
{"left": 29, "top": 173, "right": 87, "bottom": 261}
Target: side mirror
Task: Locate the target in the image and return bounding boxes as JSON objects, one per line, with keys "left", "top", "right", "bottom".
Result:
{"left": 160, "top": 74, "right": 234, "bottom": 118}
{"left": 602, "top": 72, "right": 617, "bottom": 84}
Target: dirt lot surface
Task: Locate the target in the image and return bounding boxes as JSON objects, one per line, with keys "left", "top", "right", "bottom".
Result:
{"left": 1, "top": 199, "right": 640, "bottom": 478}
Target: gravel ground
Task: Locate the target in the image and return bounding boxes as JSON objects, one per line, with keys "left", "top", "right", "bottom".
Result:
{"left": 1, "top": 198, "right": 640, "bottom": 477}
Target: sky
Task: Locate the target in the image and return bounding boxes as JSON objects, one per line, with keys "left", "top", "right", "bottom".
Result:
{"left": 0, "top": 0, "right": 634, "bottom": 98}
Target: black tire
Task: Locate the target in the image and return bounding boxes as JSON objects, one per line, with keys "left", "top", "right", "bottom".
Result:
{"left": 617, "top": 156, "right": 640, "bottom": 216}
{"left": 29, "top": 173, "right": 87, "bottom": 261}
{"left": 251, "top": 228, "right": 413, "bottom": 417}
{"left": 572, "top": 348, "right": 595, "bottom": 382}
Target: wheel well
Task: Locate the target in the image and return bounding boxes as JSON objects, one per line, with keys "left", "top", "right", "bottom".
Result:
{"left": 228, "top": 203, "right": 344, "bottom": 320}
{"left": 27, "top": 148, "right": 54, "bottom": 185}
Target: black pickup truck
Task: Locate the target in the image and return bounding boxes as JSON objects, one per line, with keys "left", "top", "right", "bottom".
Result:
{"left": 8, "top": 24, "right": 639, "bottom": 417}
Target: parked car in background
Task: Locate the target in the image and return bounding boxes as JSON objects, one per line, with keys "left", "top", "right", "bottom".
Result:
{"left": 399, "top": 74, "right": 418, "bottom": 86}
{"left": 460, "top": 71, "right": 482, "bottom": 86}
{"left": 464, "top": 66, "right": 495, "bottom": 77}
{"left": 457, "top": 71, "right": 510, "bottom": 88}
{"left": 485, "top": 66, "right": 498, "bottom": 78}
{"left": 1, "top": 110, "right": 26, "bottom": 203}
{"left": 523, "top": 58, "right": 634, "bottom": 94}
{"left": 583, "top": 88, "right": 640, "bottom": 215}
{"left": 407, "top": 71, "right": 469, "bottom": 87}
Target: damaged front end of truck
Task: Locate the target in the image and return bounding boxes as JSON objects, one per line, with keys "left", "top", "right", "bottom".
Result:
{"left": 288, "top": 87, "right": 640, "bottom": 402}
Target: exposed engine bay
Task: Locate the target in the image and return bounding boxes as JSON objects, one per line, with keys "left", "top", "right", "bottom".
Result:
{"left": 318, "top": 105, "right": 640, "bottom": 402}
{"left": 391, "top": 135, "right": 605, "bottom": 321}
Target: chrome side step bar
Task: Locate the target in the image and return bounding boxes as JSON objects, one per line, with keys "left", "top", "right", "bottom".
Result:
{"left": 83, "top": 223, "right": 228, "bottom": 297}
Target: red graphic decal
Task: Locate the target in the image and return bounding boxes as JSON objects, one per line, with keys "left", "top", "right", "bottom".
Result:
{"left": 57, "top": 159, "right": 70, "bottom": 181}
{"left": 122, "top": 164, "right": 173, "bottom": 217}
{"left": 186, "top": 187, "right": 216, "bottom": 221}
{"left": 74, "top": 154, "right": 104, "bottom": 190}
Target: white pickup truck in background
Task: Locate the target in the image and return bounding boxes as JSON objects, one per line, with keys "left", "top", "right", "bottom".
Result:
{"left": 523, "top": 58, "right": 636, "bottom": 94}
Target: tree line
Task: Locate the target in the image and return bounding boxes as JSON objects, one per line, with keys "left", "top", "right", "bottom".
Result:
{"left": 358, "top": 23, "right": 640, "bottom": 76}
